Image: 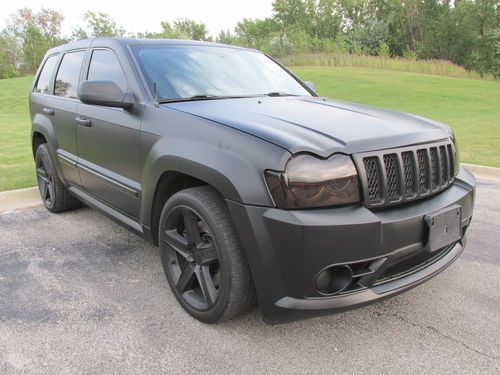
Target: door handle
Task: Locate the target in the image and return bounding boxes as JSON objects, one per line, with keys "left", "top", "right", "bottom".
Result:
{"left": 42, "top": 108, "right": 55, "bottom": 116}
{"left": 75, "top": 116, "right": 92, "bottom": 127}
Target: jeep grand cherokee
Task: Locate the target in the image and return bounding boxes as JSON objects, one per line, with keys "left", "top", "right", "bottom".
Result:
{"left": 30, "top": 38, "right": 476, "bottom": 323}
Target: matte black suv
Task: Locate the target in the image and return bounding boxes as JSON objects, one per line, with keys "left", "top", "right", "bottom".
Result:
{"left": 30, "top": 38, "right": 476, "bottom": 324}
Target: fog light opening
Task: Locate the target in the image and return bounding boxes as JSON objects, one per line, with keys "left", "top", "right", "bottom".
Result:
{"left": 315, "top": 265, "right": 353, "bottom": 295}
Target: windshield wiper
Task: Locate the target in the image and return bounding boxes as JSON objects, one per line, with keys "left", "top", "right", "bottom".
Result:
{"left": 158, "top": 94, "right": 238, "bottom": 104}
{"left": 266, "top": 92, "right": 298, "bottom": 97}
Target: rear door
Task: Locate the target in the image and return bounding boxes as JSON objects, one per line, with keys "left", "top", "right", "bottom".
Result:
{"left": 76, "top": 48, "right": 142, "bottom": 218}
{"left": 47, "top": 50, "right": 87, "bottom": 186}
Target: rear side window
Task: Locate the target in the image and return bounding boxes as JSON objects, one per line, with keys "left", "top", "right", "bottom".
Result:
{"left": 54, "top": 50, "right": 86, "bottom": 99}
{"left": 87, "top": 49, "right": 127, "bottom": 92}
{"left": 34, "top": 55, "right": 58, "bottom": 94}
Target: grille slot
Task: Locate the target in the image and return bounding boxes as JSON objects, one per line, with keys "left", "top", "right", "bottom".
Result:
{"left": 358, "top": 140, "right": 455, "bottom": 208}
{"left": 417, "top": 149, "right": 428, "bottom": 193}
{"left": 447, "top": 144, "right": 455, "bottom": 178}
{"left": 401, "top": 151, "right": 415, "bottom": 196}
{"left": 383, "top": 154, "right": 400, "bottom": 200}
{"left": 430, "top": 147, "right": 439, "bottom": 188}
{"left": 363, "top": 157, "right": 382, "bottom": 203}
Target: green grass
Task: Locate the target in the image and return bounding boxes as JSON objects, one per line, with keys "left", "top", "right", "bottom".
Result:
{"left": 0, "top": 68, "right": 499, "bottom": 192}
{"left": 292, "top": 67, "right": 500, "bottom": 167}
{"left": 282, "top": 52, "right": 494, "bottom": 80}
{"left": 0, "top": 76, "right": 35, "bottom": 191}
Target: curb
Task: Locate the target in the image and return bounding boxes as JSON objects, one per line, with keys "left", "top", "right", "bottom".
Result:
{"left": 0, "top": 187, "right": 42, "bottom": 214}
{"left": 0, "top": 163, "right": 499, "bottom": 214}
{"left": 462, "top": 163, "right": 500, "bottom": 182}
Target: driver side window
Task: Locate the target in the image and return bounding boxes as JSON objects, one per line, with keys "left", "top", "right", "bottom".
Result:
{"left": 87, "top": 49, "right": 127, "bottom": 92}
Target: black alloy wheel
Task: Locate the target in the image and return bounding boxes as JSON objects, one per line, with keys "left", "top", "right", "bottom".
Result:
{"left": 36, "top": 156, "right": 55, "bottom": 208}
{"left": 163, "top": 206, "right": 221, "bottom": 310}
{"left": 159, "top": 186, "right": 255, "bottom": 323}
{"left": 34, "top": 144, "right": 81, "bottom": 213}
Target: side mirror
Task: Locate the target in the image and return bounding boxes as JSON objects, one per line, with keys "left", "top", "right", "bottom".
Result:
{"left": 304, "top": 81, "right": 316, "bottom": 92}
{"left": 78, "top": 80, "right": 134, "bottom": 109}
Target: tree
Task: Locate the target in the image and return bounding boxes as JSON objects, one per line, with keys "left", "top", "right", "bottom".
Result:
{"left": 173, "top": 19, "right": 211, "bottom": 41}
{"left": 0, "top": 32, "right": 19, "bottom": 79}
{"left": 216, "top": 30, "right": 237, "bottom": 45}
{"left": 72, "top": 11, "right": 126, "bottom": 39}
{"left": 5, "top": 8, "right": 65, "bottom": 74}
{"left": 137, "top": 19, "right": 211, "bottom": 41}
{"left": 235, "top": 18, "right": 279, "bottom": 49}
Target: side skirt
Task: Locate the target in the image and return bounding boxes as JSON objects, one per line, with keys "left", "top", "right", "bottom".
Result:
{"left": 68, "top": 185, "right": 144, "bottom": 237}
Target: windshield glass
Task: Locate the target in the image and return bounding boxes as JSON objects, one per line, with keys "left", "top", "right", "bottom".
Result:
{"left": 130, "top": 44, "right": 311, "bottom": 101}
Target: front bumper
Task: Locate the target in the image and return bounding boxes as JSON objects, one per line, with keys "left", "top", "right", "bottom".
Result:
{"left": 227, "top": 167, "right": 476, "bottom": 323}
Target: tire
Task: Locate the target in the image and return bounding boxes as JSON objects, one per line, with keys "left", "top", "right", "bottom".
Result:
{"left": 159, "top": 186, "right": 255, "bottom": 323}
{"left": 35, "top": 144, "right": 81, "bottom": 213}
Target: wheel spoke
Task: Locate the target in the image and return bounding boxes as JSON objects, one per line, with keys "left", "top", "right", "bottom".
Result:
{"left": 182, "top": 209, "right": 202, "bottom": 246}
{"left": 176, "top": 263, "right": 195, "bottom": 293}
{"left": 195, "top": 264, "right": 218, "bottom": 306}
{"left": 164, "top": 229, "right": 190, "bottom": 259}
{"left": 196, "top": 242, "right": 218, "bottom": 264}
{"left": 37, "top": 167, "right": 48, "bottom": 181}
{"left": 43, "top": 181, "right": 50, "bottom": 201}
{"left": 38, "top": 178, "right": 47, "bottom": 198}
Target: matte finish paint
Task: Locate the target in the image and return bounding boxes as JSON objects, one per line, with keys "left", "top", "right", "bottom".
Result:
{"left": 166, "top": 96, "right": 452, "bottom": 157}
{"left": 29, "top": 37, "right": 476, "bottom": 323}
{"left": 227, "top": 168, "right": 475, "bottom": 323}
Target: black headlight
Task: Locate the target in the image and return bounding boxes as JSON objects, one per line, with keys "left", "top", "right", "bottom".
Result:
{"left": 265, "top": 154, "right": 361, "bottom": 209}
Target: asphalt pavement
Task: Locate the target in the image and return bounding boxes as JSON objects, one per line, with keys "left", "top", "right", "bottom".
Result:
{"left": 0, "top": 179, "right": 498, "bottom": 374}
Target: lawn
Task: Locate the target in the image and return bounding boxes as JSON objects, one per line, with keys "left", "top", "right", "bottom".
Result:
{"left": 291, "top": 67, "right": 500, "bottom": 168}
{"left": 0, "top": 76, "right": 35, "bottom": 191}
{"left": 0, "top": 69, "right": 499, "bottom": 192}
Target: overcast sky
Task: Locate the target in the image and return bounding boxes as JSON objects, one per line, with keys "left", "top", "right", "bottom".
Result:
{"left": 0, "top": 0, "right": 274, "bottom": 37}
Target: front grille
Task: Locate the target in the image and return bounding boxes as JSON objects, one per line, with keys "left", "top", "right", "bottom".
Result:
{"left": 355, "top": 140, "right": 456, "bottom": 208}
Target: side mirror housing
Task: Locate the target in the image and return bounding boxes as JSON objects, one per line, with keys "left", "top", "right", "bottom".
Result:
{"left": 304, "top": 81, "right": 316, "bottom": 92}
{"left": 78, "top": 80, "right": 134, "bottom": 109}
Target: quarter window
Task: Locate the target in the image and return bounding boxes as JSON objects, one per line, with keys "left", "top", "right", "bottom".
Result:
{"left": 87, "top": 49, "right": 127, "bottom": 92}
{"left": 54, "top": 50, "right": 86, "bottom": 99}
{"left": 34, "top": 55, "right": 58, "bottom": 94}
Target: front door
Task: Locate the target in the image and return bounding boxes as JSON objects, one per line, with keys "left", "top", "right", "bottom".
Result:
{"left": 76, "top": 48, "right": 142, "bottom": 218}
{"left": 45, "top": 50, "right": 86, "bottom": 186}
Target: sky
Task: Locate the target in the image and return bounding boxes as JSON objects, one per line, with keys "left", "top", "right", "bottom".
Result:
{"left": 0, "top": 0, "right": 274, "bottom": 37}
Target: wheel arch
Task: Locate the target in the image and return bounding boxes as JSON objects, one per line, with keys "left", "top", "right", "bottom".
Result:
{"left": 141, "top": 139, "right": 280, "bottom": 244}
{"left": 31, "top": 114, "right": 57, "bottom": 158}
{"left": 148, "top": 169, "right": 210, "bottom": 246}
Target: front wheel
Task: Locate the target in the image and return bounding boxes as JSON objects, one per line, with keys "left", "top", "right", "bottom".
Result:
{"left": 159, "top": 186, "right": 255, "bottom": 323}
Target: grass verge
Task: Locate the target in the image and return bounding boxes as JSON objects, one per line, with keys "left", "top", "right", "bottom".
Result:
{"left": 282, "top": 53, "right": 494, "bottom": 80}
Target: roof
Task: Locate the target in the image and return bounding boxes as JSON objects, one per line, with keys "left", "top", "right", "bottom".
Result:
{"left": 46, "top": 37, "right": 251, "bottom": 55}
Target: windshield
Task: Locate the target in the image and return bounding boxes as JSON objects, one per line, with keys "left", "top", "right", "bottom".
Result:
{"left": 130, "top": 44, "right": 311, "bottom": 101}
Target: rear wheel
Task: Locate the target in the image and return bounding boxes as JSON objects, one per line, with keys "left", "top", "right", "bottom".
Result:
{"left": 159, "top": 186, "right": 254, "bottom": 323}
{"left": 35, "top": 144, "right": 80, "bottom": 213}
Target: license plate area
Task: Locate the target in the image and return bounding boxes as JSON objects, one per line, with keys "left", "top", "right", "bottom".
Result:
{"left": 424, "top": 205, "right": 461, "bottom": 253}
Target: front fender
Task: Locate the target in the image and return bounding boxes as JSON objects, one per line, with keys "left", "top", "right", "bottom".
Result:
{"left": 140, "top": 133, "right": 289, "bottom": 228}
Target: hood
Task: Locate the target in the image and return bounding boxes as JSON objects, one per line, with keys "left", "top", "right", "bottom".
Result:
{"left": 164, "top": 96, "right": 452, "bottom": 157}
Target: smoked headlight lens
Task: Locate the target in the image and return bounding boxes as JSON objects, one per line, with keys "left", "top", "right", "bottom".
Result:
{"left": 265, "top": 154, "right": 361, "bottom": 209}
